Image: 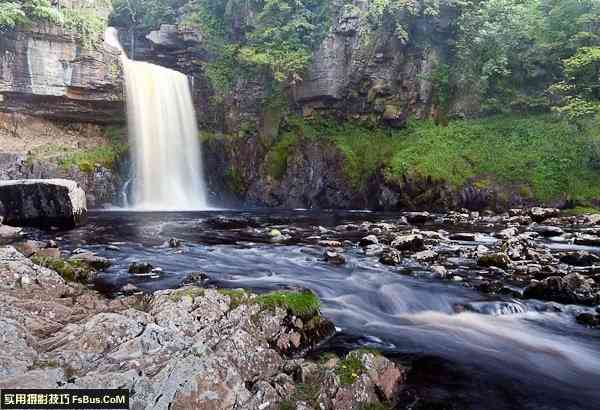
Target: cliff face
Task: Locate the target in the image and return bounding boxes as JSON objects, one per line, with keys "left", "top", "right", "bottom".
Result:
{"left": 0, "top": 1, "right": 493, "bottom": 211}
{"left": 0, "top": 3, "right": 124, "bottom": 123}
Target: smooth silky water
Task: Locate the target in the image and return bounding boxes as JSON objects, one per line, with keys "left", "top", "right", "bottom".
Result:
{"left": 39, "top": 209, "right": 600, "bottom": 410}
{"left": 105, "top": 28, "right": 209, "bottom": 210}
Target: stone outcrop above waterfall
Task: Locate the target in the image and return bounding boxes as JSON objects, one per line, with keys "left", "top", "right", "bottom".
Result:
{"left": 0, "top": 14, "right": 124, "bottom": 123}
{"left": 0, "top": 179, "right": 87, "bottom": 228}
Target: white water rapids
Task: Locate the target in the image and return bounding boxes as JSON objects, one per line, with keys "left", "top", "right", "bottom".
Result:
{"left": 105, "top": 28, "right": 209, "bottom": 210}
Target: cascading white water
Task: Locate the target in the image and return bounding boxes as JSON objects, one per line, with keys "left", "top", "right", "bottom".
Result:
{"left": 105, "top": 28, "right": 209, "bottom": 210}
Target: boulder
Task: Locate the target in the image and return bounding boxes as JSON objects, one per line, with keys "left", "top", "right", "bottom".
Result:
{"left": 523, "top": 273, "right": 599, "bottom": 306}
{"left": 391, "top": 234, "right": 425, "bottom": 252}
{"left": 0, "top": 224, "right": 23, "bottom": 245}
{"left": 529, "top": 207, "right": 560, "bottom": 223}
{"left": 0, "top": 179, "right": 87, "bottom": 229}
{"left": 478, "top": 253, "right": 511, "bottom": 269}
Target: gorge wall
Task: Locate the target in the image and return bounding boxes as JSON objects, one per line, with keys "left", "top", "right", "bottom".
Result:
{"left": 0, "top": 0, "right": 565, "bottom": 211}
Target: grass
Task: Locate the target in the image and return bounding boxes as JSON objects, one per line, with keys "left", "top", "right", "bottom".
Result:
{"left": 255, "top": 290, "right": 321, "bottom": 318}
{"left": 335, "top": 352, "right": 366, "bottom": 385}
{"left": 217, "top": 288, "right": 248, "bottom": 309}
{"left": 269, "top": 114, "right": 600, "bottom": 201}
{"left": 59, "top": 143, "right": 127, "bottom": 172}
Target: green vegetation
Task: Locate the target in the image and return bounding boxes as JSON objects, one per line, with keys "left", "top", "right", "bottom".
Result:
{"left": 168, "top": 287, "right": 205, "bottom": 302}
{"left": 31, "top": 256, "right": 90, "bottom": 283}
{"left": 59, "top": 143, "right": 127, "bottom": 173}
{"left": 0, "top": 0, "right": 109, "bottom": 49}
{"left": 217, "top": 288, "right": 248, "bottom": 309}
{"left": 255, "top": 290, "right": 321, "bottom": 318}
{"left": 335, "top": 352, "right": 365, "bottom": 385}
{"left": 267, "top": 114, "right": 600, "bottom": 203}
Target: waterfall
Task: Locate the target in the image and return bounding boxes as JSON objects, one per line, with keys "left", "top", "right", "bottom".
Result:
{"left": 105, "top": 28, "right": 209, "bottom": 210}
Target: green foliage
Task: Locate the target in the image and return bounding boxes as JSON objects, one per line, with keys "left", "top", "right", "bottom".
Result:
{"left": 0, "top": 0, "right": 108, "bottom": 49}
{"left": 266, "top": 133, "right": 297, "bottom": 179}
{"left": 59, "top": 143, "right": 127, "bottom": 173}
{"left": 183, "top": 0, "right": 330, "bottom": 92}
{"left": 218, "top": 288, "right": 248, "bottom": 309}
{"left": 30, "top": 256, "right": 89, "bottom": 283}
{"left": 255, "top": 290, "right": 321, "bottom": 318}
{"left": 335, "top": 352, "right": 365, "bottom": 385}
{"left": 110, "top": 0, "right": 183, "bottom": 30}
{"left": 285, "top": 114, "right": 600, "bottom": 202}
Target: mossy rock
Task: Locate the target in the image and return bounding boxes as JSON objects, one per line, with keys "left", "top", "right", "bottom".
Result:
{"left": 30, "top": 256, "right": 95, "bottom": 283}
{"left": 254, "top": 290, "right": 321, "bottom": 318}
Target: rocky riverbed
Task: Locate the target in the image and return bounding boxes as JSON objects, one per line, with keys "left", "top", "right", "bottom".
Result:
{"left": 1, "top": 207, "right": 600, "bottom": 409}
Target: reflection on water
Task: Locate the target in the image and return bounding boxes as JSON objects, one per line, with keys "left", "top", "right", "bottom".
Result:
{"left": 42, "top": 210, "right": 600, "bottom": 409}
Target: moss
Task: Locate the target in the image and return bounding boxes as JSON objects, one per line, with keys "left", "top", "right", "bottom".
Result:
{"left": 335, "top": 352, "right": 366, "bottom": 385}
{"left": 278, "top": 401, "right": 295, "bottom": 410}
{"left": 265, "top": 133, "right": 298, "bottom": 179}
{"left": 277, "top": 114, "right": 600, "bottom": 201}
{"left": 168, "top": 287, "right": 205, "bottom": 302}
{"left": 224, "top": 166, "right": 245, "bottom": 193}
{"left": 59, "top": 143, "right": 127, "bottom": 173}
{"left": 31, "top": 256, "right": 74, "bottom": 281}
{"left": 254, "top": 290, "right": 320, "bottom": 318}
{"left": 218, "top": 288, "right": 248, "bottom": 309}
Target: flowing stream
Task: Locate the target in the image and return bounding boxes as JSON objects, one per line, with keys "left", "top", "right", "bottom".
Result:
{"left": 44, "top": 210, "right": 600, "bottom": 410}
{"left": 105, "top": 28, "right": 209, "bottom": 210}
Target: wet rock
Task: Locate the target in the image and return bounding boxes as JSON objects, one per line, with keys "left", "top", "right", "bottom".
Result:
{"left": 583, "top": 214, "right": 600, "bottom": 225}
{"left": 406, "top": 212, "right": 432, "bottom": 224}
{"left": 414, "top": 250, "right": 438, "bottom": 262}
{"left": 574, "top": 234, "right": 600, "bottom": 247}
{"left": 524, "top": 273, "right": 599, "bottom": 305}
{"left": 120, "top": 284, "right": 141, "bottom": 295}
{"left": 529, "top": 207, "right": 560, "bottom": 223}
{"left": 168, "top": 238, "right": 183, "bottom": 248}
{"left": 182, "top": 271, "right": 209, "bottom": 285}
{"left": 380, "top": 249, "right": 402, "bottom": 266}
{"left": 319, "top": 240, "right": 343, "bottom": 247}
{"left": 364, "top": 244, "right": 385, "bottom": 257}
{"left": 128, "top": 262, "right": 154, "bottom": 274}
{"left": 0, "top": 224, "right": 23, "bottom": 245}
{"left": 359, "top": 235, "right": 379, "bottom": 247}
{"left": 325, "top": 250, "right": 346, "bottom": 265}
{"left": 0, "top": 179, "right": 87, "bottom": 228}
{"left": 531, "top": 225, "right": 564, "bottom": 237}
{"left": 69, "top": 252, "right": 112, "bottom": 271}
{"left": 431, "top": 265, "right": 448, "bottom": 279}
{"left": 559, "top": 252, "right": 600, "bottom": 267}
{"left": 206, "top": 216, "right": 258, "bottom": 229}
{"left": 576, "top": 312, "right": 600, "bottom": 328}
{"left": 478, "top": 253, "right": 511, "bottom": 269}
{"left": 496, "top": 227, "right": 518, "bottom": 239}
{"left": 391, "top": 234, "right": 425, "bottom": 252}
{"left": 449, "top": 232, "right": 479, "bottom": 242}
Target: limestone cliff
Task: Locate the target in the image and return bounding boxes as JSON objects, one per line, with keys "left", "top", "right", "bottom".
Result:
{"left": 0, "top": 1, "right": 124, "bottom": 123}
